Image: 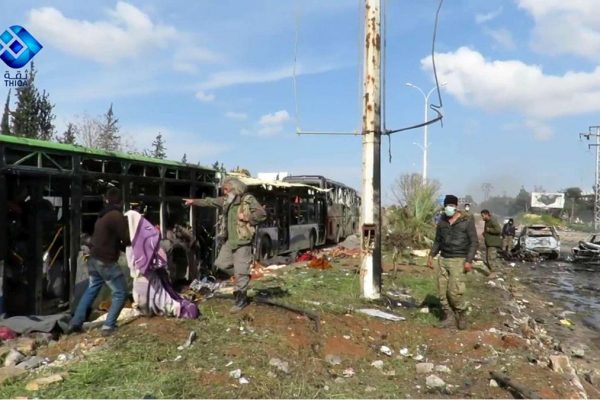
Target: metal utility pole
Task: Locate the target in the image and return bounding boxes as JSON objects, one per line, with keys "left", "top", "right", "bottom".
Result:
{"left": 580, "top": 126, "right": 600, "bottom": 230}
{"left": 360, "top": 0, "right": 382, "bottom": 299}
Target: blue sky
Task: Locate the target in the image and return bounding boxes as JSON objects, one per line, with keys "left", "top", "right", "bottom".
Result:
{"left": 0, "top": 0, "right": 598, "bottom": 203}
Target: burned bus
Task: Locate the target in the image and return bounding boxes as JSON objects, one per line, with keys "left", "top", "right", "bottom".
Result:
{"left": 283, "top": 175, "right": 360, "bottom": 243}
{"left": 236, "top": 176, "right": 329, "bottom": 261}
{"left": 0, "top": 134, "right": 217, "bottom": 316}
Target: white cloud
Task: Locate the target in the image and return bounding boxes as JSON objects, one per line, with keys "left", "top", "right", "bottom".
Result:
{"left": 421, "top": 47, "right": 600, "bottom": 119}
{"left": 195, "top": 90, "right": 215, "bottom": 102}
{"left": 517, "top": 0, "right": 600, "bottom": 61}
{"left": 241, "top": 110, "right": 290, "bottom": 137}
{"left": 198, "top": 63, "right": 341, "bottom": 90}
{"left": 475, "top": 7, "right": 503, "bottom": 24}
{"left": 27, "top": 2, "right": 217, "bottom": 68}
{"left": 525, "top": 120, "right": 554, "bottom": 141}
{"left": 257, "top": 110, "right": 290, "bottom": 136}
{"left": 225, "top": 111, "right": 247, "bottom": 120}
{"left": 484, "top": 28, "right": 516, "bottom": 50}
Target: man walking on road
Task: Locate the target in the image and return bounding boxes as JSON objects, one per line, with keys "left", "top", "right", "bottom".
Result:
{"left": 68, "top": 187, "right": 130, "bottom": 336}
{"left": 481, "top": 209, "right": 503, "bottom": 274}
{"left": 502, "top": 218, "right": 516, "bottom": 256}
{"left": 427, "top": 194, "right": 479, "bottom": 330}
{"left": 184, "top": 177, "right": 266, "bottom": 312}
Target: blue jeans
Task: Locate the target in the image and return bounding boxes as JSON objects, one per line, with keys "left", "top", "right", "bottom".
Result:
{"left": 70, "top": 257, "right": 128, "bottom": 330}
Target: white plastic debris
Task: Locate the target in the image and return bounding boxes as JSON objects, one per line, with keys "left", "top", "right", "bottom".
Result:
{"left": 230, "top": 369, "right": 242, "bottom": 379}
{"left": 399, "top": 348, "right": 410, "bottom": 356}
{"left": 342, "top": 368, "right": 355, "bottom": 378}
{"left": 380, "top": 345, "right": 394, "bottom": 356}
{"left": 371, "top": 360, "right": 384, "bottom": 369}
{"left": 239, "top": 377, "right": 249, "bottom": 384}
{"left": 357, "top": 308, "right": 405, "bottom": 321}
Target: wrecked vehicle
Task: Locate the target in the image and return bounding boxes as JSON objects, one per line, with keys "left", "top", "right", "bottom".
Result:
{"left": 571, "top": 234, "right": 600, "bottom": 264}
{"left": 513, "top": 224, "right": 560, "bottom": 260}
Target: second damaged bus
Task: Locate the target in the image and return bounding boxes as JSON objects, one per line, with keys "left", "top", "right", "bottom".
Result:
{"left": 236, "top": 176, "right": 328, "bottom": 261}
{"left": 283, "top": 175, "right": 360, "bottom": 243}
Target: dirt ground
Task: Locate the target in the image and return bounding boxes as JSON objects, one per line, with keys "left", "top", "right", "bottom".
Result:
{"left": 0, "top": 249, "right": 599, "bottom": 398}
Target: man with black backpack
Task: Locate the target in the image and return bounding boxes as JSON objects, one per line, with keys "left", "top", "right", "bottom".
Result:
{"left": 184, "top": 177, "right": 266, "bottom": 312}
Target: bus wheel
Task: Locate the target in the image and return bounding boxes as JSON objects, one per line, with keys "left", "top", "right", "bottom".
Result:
{"left": 309, "top": 230, "right": 316, "bottom": 250}
{"left": 257, "top": 235, "right": 272, "bottom": 262}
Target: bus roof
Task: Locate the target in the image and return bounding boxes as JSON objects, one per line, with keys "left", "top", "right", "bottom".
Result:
{"left": 0, "top": 134, "right": 214, "bottom": 170}
{"left": 236, "top": 175, "right": 329, "bottom": 192}
{"left": 283, "top": 174, "right": 357, "bottom": 191}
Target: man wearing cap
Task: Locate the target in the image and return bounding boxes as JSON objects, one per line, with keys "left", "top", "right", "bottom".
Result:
{"left": 427, "top": 194, "right": 478, "bottom": 330}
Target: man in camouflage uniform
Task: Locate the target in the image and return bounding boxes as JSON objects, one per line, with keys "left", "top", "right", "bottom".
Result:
{"left": 184, "top": 177, "right": 266, "bottom": 312}
{"left": 480, "top": 209, "right": 503, "bottom": 273}
{"left": 427, "top": 194, "right": 478, "bottom": 330}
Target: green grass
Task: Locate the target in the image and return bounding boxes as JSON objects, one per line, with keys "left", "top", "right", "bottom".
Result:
{"left": 0, "top": 260, "right": 511, "bottom": 398}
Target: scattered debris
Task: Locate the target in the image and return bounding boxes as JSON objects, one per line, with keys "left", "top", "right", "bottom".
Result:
{"left": 434, "top": 365, "right": 451, "bottom": 374}
{"left": 356, "top": 308, "right": 405, "bottom": 322}
{"left": 25, "top": 374, "right": 63, "bottom": 391}
{"left": 229, "top": 369, "right": 242, "bottom": 379}
{"left": 399, "top": 347, "right": 410, "bottom": 357}
{"left": 239, "top": 377, "right": 249, "bottom": 384}
{"left": 425, "top": 374, "right": 446, "bottom": 390}
{"left": 269, "top": 358, "right": 290, "bottom": 374}
{"left": 325, "top": 354, "right": 342, "bottom": 366}
{"left": 416, "top": 363, "right": 434, "bottom": 374}
{"left": 4, "top": 349, "right": 25, "bottom": 367}
{"left": 255, "top": 297, "right": 320, "bottom": 331}
{"left": 17, "top": 356, "right": 46, "bottom": 370}
{"left": 489, "top": 379, "right": 499, "bottom": 387}
{"left": 371, "top": 360, "right": 384, "bottom": 369}
{"left": 342, "top": 367, "right": 355, "bottom": 378}
{"left": 379, "top": 345, "right": 394, "bottom": 356}
{"left": 307, "top": 257, "right": 332, "bottom": 270}
{"left": 419, "top": 307, "right": 429, "bottom": 314}
{"left": 178, "top": 331, "right": 196, "bottom": 350}
{"left": 490, "top": 371, "right": 541, "bottom": 399}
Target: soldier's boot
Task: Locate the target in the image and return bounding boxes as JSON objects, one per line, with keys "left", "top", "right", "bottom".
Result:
{"left": 230, "top": 291, "right": 249, "bottom": 313}
{"left": 456, "top": 310, "right": 468, "bottom": 330}
{"left": 439, "top": 308, "right": 455, "bottom": 328}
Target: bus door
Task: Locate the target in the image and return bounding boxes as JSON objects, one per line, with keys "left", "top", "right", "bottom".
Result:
{"left": 278, "top": 195, "right": 290, "bottom": 251}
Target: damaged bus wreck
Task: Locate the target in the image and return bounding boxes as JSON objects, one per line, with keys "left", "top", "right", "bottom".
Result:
{"left": 0, "top": 135, "right": 217, "bottom": 317}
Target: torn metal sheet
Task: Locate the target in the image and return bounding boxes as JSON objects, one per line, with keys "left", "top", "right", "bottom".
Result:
{"left": 357, "top": 308, "right": 406, "bottom": 321}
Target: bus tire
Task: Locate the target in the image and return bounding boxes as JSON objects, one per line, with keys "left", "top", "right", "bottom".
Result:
{"left": 309, "top": 230, "right": 317, "bottom": 250}
{"left": 257, "top": 235, "right": 272, "bottom": 262}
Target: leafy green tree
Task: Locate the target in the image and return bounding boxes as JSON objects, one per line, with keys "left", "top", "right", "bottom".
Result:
{"left": 37, "top": 89, "right": 55, "bottom": 140}
{"left": 11, "top": 63, "right": 39, "bottom": 138}
{"left": 385, "top": 173, "right": 440, "bottom": 248}
{"left": 1, "top": 90, "right": 10, "bottom": 135}
{"left": 513, "top": 187, "right": 531, "bottom": 214}
{"left": 58, "top": 123, "right": 77, "bottom": 144}
{"left": 97, "top": 104, "right": 120, "bottom": 151}
{"left": 150, "top": 133, "right": 167, "bottom": 159}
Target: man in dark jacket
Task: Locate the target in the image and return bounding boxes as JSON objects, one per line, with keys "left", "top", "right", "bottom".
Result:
{"left": 184, "top": 176, "right": 266, "bottom": 312}
{"left": 427, "top": 194, "right": 478, "bottom": 330}
{"left": 68, "top": 187, "right": 130, "bottom": 336}
{"left": 481, "top": 209, "right": 503, "bottom": 273}
{"left": 502, "top": 218, "right": 516, "bottom": 256}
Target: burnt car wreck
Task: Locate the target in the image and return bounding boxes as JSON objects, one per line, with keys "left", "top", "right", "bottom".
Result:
{"left": 511, "top": 224, "right": 561, "bottom": 261}
{"left": 571, "top": 234, "right": 600, "bottom": 264}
